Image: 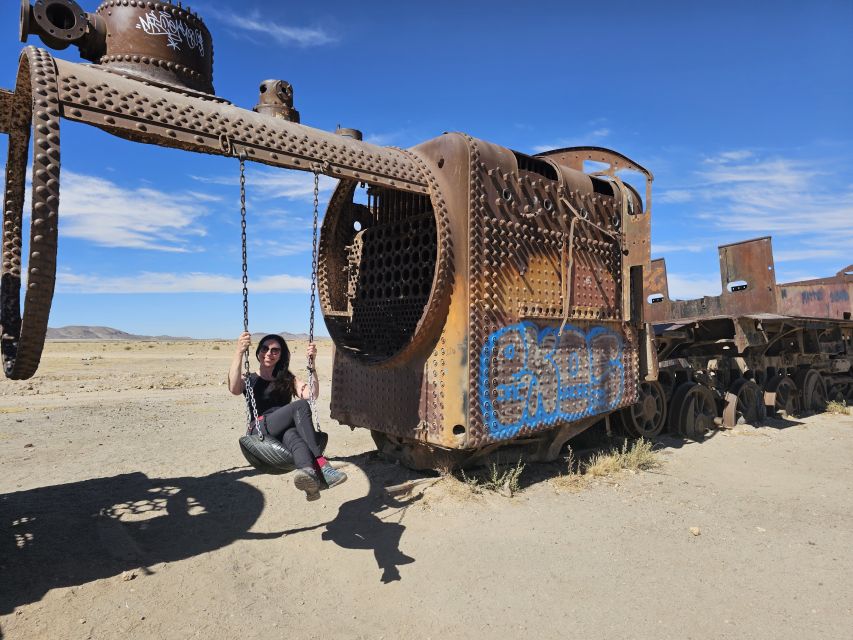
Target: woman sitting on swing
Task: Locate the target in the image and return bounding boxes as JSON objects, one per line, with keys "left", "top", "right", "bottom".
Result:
{"left": 228, "top": 331, "right": 347, "bottom": 501}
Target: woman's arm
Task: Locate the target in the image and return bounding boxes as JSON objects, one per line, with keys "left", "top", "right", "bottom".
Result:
{"left": 228, "top": 331, "right": 252, "bottom": 395}
{"left": 295, "top": 342, "right": 319, "bottom": 400}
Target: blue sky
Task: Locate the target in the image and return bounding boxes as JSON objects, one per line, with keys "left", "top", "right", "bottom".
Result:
{"left": 1, "top": 0, "right": 851, "bottom": 337}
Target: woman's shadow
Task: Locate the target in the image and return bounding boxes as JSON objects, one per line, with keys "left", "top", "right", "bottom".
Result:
{"left": 313, "top": 453, "right": 420, "bottom": 583}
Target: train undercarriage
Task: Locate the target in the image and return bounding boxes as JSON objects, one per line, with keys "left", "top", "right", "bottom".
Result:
{"left": 625, "top": 237, "right": 853, "bottom": 441}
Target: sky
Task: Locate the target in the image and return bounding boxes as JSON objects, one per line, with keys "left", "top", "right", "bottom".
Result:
{"left": 1, "top": 0, "right": 851, "bottom": 338}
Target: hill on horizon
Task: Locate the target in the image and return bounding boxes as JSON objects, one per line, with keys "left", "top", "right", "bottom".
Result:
{"left": 46, "top": 326, "right": 315, "bottom": 341}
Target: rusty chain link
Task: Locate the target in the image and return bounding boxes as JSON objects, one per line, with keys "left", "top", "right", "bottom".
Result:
{"left": 236, "top": 150, "right": 260, "bottom": 436}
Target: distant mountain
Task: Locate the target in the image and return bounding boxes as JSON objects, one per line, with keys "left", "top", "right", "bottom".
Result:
{"left": 253, "top": 331, "right": 311, "bottom": 341}
{"left": 46, "top": 326, "right": 318, "bottom": 341}
{"left": 46, "top": 326, "right": 192, "bottom": 340}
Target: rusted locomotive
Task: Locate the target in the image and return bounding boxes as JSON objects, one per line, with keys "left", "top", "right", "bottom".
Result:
{"left": 644, "top": 238, "right": 852, "bottom": 439}
{"left": 2, "top": 2, "right": 849, "bottom": 469}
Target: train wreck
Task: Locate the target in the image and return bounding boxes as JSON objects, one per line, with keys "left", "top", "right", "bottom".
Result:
{"left": 1, "top": 1, "right": 851, "bottom": 469}
{"left": 643, "top": 238, "right": 851, "bottom": 438}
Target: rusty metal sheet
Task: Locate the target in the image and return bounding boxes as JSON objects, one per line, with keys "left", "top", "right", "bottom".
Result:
{"left": 465, "top": 137, "right": 639, "bottom": 448}
{"left": 648, "top": 237, "right": 852, "bottom": 324}
{"left": 324, "top": 134, "right": 644, "bottom": 450}
{"left": 644, "top": 257, "right": 670, "bottom": 323}
{"left": 0, "top": 88, "right": 13, "bottom": 133}
{"left": 778, "top": 266, "right": 853, "bottom": 320}
{"left": 717, "top": 236, "right": 778, "bottom": 314}
{"left": 647, "top": 237, "right": 779, "bottom": 321}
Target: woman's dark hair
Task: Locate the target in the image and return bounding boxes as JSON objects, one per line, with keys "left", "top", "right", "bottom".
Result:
{"left": 256, "top": 334, "right": 296, "bottom": 399}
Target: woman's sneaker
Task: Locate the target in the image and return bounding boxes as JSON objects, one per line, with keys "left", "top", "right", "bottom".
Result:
{"left": 320, "top": 464, "right": 348, "bottom": 489}
{"left": 293, "top": 468, "right": 321, "bottom": 501}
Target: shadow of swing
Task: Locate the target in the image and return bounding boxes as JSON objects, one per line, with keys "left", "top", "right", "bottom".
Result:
{"left": 1, "top": 452, "right": 426, "bottom": 616}
{"left": 0, "top": 467, "right": 278, "bottom": 615}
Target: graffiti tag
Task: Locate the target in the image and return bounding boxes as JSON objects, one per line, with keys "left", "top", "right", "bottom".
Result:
{"left": 801, "top": 289, "right": 825, "bottom": 304}
{"left": 137, "top": 11, "right": 205, "bottom": 56}
{"left": 479, "top": 321, "right": 627, "bottom": 440}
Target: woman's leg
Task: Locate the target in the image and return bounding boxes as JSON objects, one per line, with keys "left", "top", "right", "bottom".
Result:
{"left": 280, "top": 428, "right": 314, "bottom": 470}
{"left": 260, "top": 403, "right": 297, "bottom": 439}
{"left": 263, "top": 400, "right": 346, "bottom": 490}
{"left": 289, "top": 400, "right": 324, "bottom": 458}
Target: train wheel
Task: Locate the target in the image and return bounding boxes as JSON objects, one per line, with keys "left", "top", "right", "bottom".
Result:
{"left": 827, "top": 379, "right": 853, "bottom": 403}
{"left": 794, "top": 369, "right": 828, "bottom": 413}
{"left": 722, "top": 379, "right": 766, "bottom": 428}
{"left": 669, "top": 382, "right": 717, "bottom": 440}
{"left": 618, "top": 380, "right": 667, "bottom": 438}
{"left": 764, "top": 375, "right": 799, "bottom": 417}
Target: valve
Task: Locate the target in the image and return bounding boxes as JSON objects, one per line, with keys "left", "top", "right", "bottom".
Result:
{"left": 20, "top": 0, "right": 106, "bottom": 60}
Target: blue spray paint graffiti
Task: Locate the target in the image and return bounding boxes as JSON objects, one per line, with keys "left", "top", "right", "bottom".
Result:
{"left": 479, "top": 321, "right": 626, "bottom": 440}
{"left": 801, "top": 290, "right": 825, "bottom": 304}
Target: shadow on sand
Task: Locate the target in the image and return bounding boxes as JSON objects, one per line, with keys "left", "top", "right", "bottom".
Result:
{"left": 1, "top": 452, "right": 425, "bottom": 622}
{"left": 0, "top": 467, "right": 277, "bottom": 615}
{"left": 318, "top": 453, "right": 419, "bottom": 584}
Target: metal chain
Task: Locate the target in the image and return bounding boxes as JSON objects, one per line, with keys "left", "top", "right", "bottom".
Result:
{"left": 307, "top": 167, "right": 321, "bottom": 430}
{"left": 238, "top": 151, "right": 260, "bottom": 436}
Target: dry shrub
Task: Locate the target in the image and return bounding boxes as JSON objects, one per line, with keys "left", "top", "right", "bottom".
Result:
{"left": 458, "top": 457, "right": 525, "bottom": 497}
{"left": 826, "top": 400, "right": 850, "bottom": 415}
{"left": 554, "top": 439, "right": 660, "bottom": 489}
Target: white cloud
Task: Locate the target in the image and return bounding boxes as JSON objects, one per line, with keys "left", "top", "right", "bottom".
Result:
{"left": 251, "top": 238, "right": 314, "bottom": 256}
{"left": 38, "top": 170, "right": 210, "bottom": 252}
{"left": 652, "top": 243, "right": 705, "bottom": 254}
{"left": 665, "top": 151, "right": 853, "bottom": 246}
{"left": 657, "top": 189, "right": 693, "bottom": 204}
{"left": 57, "top": 270, "right": 310, "bottom": 294}
{"left": 665, "top": 273, "right": 722, "bottom": 301}
{"left": 703, "top": 149, "right": 754, "bottom": 164}
{"left": 364, "top": 130, "right": 411, "bottom": 146}
{"left": 210, "top": 10, "right": 335, "bottom": 47}
{"left": 774, "top": 248, "right": 847, "bottom": 262}
{"left": 192, "top": 168, "right": 337, "bottom": 200}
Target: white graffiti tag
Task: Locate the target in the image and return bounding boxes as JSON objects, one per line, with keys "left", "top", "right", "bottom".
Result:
{"left": 136, "top": 11, "right": 205, "bottom": 56}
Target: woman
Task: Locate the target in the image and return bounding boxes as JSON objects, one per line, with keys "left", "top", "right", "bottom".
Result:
{"left": 228, "top": 331, "right": 346, "bottom": 501}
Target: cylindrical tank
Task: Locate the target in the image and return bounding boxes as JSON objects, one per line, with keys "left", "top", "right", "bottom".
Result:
{"left": 319, "top": 134, "right": 648, "bottom": 466}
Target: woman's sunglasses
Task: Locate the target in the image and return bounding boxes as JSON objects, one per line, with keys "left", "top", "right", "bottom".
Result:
{"left": 259, "top": 346, "right": 281, "bottom": 355}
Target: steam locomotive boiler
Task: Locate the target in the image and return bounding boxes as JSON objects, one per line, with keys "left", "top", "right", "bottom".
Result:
{"left": 1, "top": 1, "right": 658, "bottom": 466}
{"left": 318, "top": 143, "right": 657, "bottom": 466}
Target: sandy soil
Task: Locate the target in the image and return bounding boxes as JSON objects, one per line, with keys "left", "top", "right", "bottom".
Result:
{"left": 1, "top": 339, "right": 852, "bottom": 640}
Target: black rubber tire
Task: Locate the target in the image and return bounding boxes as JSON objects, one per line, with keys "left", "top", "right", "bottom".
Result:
{"left": 238, "top": 430, "right": 328, "bottom": 475}
{"left": 238, "top": 435, "right": 296, "bottom": 475}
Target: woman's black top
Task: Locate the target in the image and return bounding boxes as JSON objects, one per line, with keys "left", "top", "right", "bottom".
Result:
{"left": 246, "top": 373, "right": 293, "bottom": 416}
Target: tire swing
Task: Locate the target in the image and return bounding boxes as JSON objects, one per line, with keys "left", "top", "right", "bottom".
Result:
{"left": 233, "top": 152, "right": 326, "bottom": 474}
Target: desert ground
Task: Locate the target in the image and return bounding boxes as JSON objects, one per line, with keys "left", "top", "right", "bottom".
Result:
{"left": 1, "top": 339, "right": 852, "bottom": 640}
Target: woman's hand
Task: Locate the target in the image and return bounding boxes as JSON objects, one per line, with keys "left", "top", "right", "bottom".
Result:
{"left": 228, "top": 332, "right": 251, "bottom": 396}
{"left": 306, "top": 342, "right": 317, "bottom": 363}
{"left": 236, "top": 331, "right": 251, "bottom": 355}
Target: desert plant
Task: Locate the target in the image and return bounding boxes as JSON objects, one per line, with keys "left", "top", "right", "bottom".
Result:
{"left": 585, "top": 438, "right": 659, "bottom": 476}
{"left": 619, "top": 438, "right": 659, "bottom": 471}
{"left": 458, "top": 457, "right": 525, "bottom": 497}
{"left": 826, "top": 400, "right": 850, "bottom": 415}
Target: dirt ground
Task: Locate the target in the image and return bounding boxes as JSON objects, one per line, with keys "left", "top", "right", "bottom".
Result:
{"left": 1, "top": 339, "right": 852, "bottom": 640}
